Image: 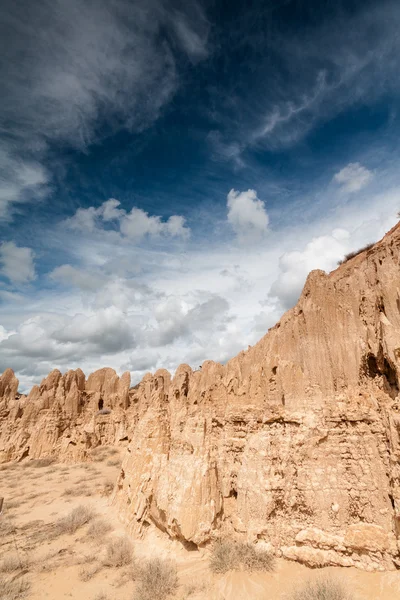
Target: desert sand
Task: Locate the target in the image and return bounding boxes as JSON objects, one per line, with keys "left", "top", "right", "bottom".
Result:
{"left": 1, "top": 446, "right": 400, "bottom": 600}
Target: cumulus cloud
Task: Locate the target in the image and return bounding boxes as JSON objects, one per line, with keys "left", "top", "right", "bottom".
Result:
{"left": 0, "top": 242, "right": 36, "bottom": 284}
{"left": 66, "top": 199, "right": 190, "bottom": 242}
{"left": 227, "top": 189, "right": 269, "bottom": 242}
{"left": 268, "top": 229, "right": 350, "bottom": 310}
{"left": 333, "top": 163, "right": 374, "bottom": 193}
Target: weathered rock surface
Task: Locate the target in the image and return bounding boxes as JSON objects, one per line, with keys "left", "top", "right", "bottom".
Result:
{"left": 2, "top": 223, "right": 400, "bottom": 570}
{"left": 112, "top": 223, "right": 400, "bottom": 571}
{"left": 0, "top": 367, "right": 132, "bottom": 462}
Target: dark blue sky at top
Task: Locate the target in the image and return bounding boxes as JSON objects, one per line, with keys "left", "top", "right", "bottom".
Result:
{"left": 1, "top": 0, "right": 400, "bottom": 277}
{"left": 3, "top": 0, "right": 396, "bottom": 234}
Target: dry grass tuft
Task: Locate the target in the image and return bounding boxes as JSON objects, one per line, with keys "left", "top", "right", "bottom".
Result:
{"left": 103, "top": 537, "right": 134, "bottom": 568}
{"left": 55, "top": 504, "right": 95, "bottom": 535}
{"left": 288, "top": 576, "right": 353, "bottom": 600}
{"left": 63, "top": 485, "right": 92, "bottom": 497}
{"left": 93, "top": 593, "right": 109, "bottom": 600}
{"left": 79, "top": 562, "right": 102, "bottom": 581}
{"left": 0, "top": 576, "right": 31, "bottom": 599}
{"left": 134, "top": 558, "right": 178, "bottom": 600}
{"left": 209, "top": 540, "right": 274, "bottom": 574}
{"left": 337, "top": 242, "right": 374, "bottom": 266}
{"left": 0, "top": 553, "right": 30, "bottom": 573}
{"left": 87, "top": 518, "right": 113, "bottom": 540}
{"left": 102, "top": 480, "right": 114, "bottom": 496}
{"left": 0, "top": 517, "right": 17, "bottom": 536}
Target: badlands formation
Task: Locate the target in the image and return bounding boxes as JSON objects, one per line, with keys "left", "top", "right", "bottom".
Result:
{"left": 2, "top": 223, "right": 400, "bottom": 573}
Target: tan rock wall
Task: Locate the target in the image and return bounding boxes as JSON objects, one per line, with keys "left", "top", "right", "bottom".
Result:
{"left": 113, "top": 224, "right": 400, "bottom": 570}
{"left": 0, "top": 367, "right": 132, "bottom": 462}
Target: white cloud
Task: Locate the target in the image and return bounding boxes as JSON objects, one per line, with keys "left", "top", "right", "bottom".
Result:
{"left": 212, "top": 1, "right": 400, "bottom": 155}
{"left": 268, "top": 229, "right": 350, "bottom": 310}
{"left": 1, "top": 173, "right": 399, "bottom": 392}
{"left": 66, "top": 199, "right": 190, "bottom": 243}
{"left": 0, "top": 242, "right": 36, "bottom": 284}
{"left": 333, "top": 163, "right": 374, "bottom": 193}
{"left": 0, "top": 0, "right": 208, "bottom": 152}
{"left": 227, "top": 189, "right": 269, "bottom": 242}
{"left": 0, "top": 0, "right": 209, "bottom": 221}
{"left": 50, "top": 265, "right": 106, "bottom": 291}
{"left": 0, "top": 147, "right": 49, "bottom": 220}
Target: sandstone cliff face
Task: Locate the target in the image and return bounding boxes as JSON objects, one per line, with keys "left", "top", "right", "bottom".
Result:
{"left": 0, "top": 367, "right": 132, "bottom": 462}
{"left": 112, "top": 223, "right": 400, "bottom": 571}
{"left": 2, "top": 224, "right": 400, "bottom": 571}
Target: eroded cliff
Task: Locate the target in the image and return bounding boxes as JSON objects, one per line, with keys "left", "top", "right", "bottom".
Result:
{"left": 2, "top": 223, "right": 400, "bottom": 570}
{"left": 111, "top": 223, "right": 400, "bottom": 570}
{"left": 0, "top": 367, "right": 132, "bottom": 462}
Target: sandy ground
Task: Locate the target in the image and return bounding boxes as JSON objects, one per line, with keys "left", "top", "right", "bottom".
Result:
{"left": 1, "top": 447, "right": 400, "bottom": 600}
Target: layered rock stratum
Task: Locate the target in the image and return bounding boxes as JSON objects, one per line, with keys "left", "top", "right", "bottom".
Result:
{"left": 2, "top": 223, "right": 400, "bottom": 570}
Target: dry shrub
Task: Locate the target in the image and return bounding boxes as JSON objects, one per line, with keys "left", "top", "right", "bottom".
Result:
{"left": 0, "top": 517, "right": 16, "bottom": 536}
{"left": 102, "top": 480, "right": 114, "bottom": 496}
{"left": 87, "top": 518, "right": 113, "bottom": 540}
{"left": 0, "top": 553, "right": 30, "bottom": 573}
{"left": 56, "top": 504, "right": 95, "bottom": 535}
{"left": 94, "top": 593, "right": 109, "bottom": 600}
{"left": 5, "top": 499, "right": 23, "bottom": 510}
{"left": 63, "top": 485, "right": 92, "bottom": 497}
{"left": 106, "top": 458, "right": 121, "bottom": 467}
{"left": 134, "top": 558, "right": 178, "bottom": 600}
{"left": 288, "top": 576, "right": 353, "bottom": 600}
{"left": 337, "top": 242, "right": 374, "bottom": 265}
{"left": 79, "top": 562, "right": 102, "bottom": 581}
{"left": 209, "top": 540, "right": 274, "bottom": 574}
{"left": 0, "top": 576, "right": 31, "bottom": 599}
{"left": 103, "top": 537, "right": 133, "bottom": 568}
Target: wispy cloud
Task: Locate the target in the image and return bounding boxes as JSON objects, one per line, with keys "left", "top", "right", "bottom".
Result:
{"left": 0, "top": 0, "right": 209, "bottom": 220}
{"left": 211, "top": 0, "right": 400, "bottom": 158}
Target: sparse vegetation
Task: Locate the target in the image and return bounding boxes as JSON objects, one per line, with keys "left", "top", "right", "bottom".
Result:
{"left": 134, "top": 558, "right": 178, "bottom": 600}
{"left": 337, "top": 242, "right": 374, "bottom": 265}
{"left": 103, "top": 536, "right": 134, "bottom": 568}
{"left": 55, "top": 504, "right": 95, "bottom": 535}
{"left": 288, "top": 576, "right": 353, "bottom": 600}
{"left": 93, "top": 593, "right": 109, "bottom": 600}
{"left": 87, "top": 518, "right": 113, "bottom": 540}
{"left": 209, "top": 540, "right": 275, "bottom": 574}
{"left": 0, "top": 553, "right": 30, "bottom": 573}
{"left": 79, "top": 562, "right": 102, "bottom": 581}
{"left": 63, "top": 484, "right": 92, "bottom": 497}
{"left": 0, "top": 576, "right": 31, "bottom": 600}
{"left": 102, "top": 479, "right": 114, "bottom": 496}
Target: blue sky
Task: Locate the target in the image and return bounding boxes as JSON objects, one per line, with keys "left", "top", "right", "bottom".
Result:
{"left": 1, "top": 0, "right": 400, "bottom": 390}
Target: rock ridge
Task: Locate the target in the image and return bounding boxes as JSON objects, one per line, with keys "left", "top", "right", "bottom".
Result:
{"left": 2, "top": 223, "right": 400, "bottom": 570}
